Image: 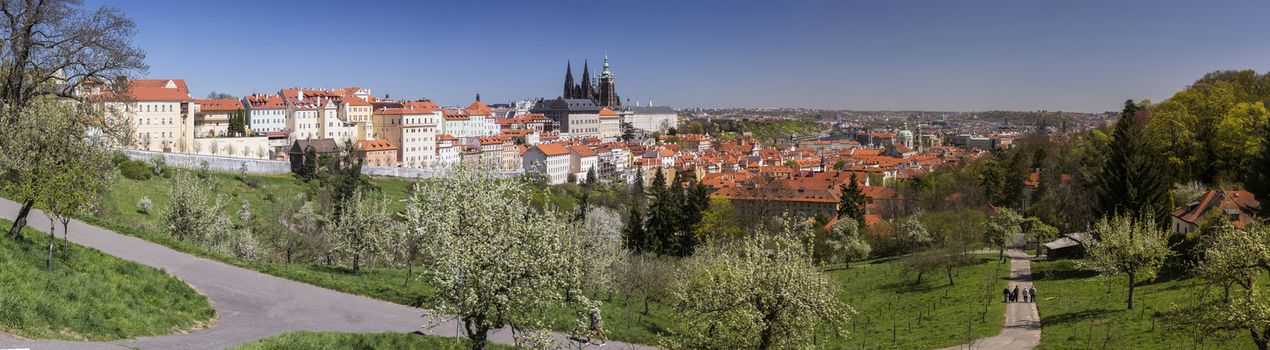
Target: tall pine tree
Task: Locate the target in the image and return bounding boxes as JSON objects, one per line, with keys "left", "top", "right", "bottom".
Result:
{"left": 837, "top": 172, "right": 866, "bottom": 225}
{"left": 645, "top": 169, "right": 681, "bottom": 255}
{"left": 1095, "top": 100, "right": 1171, "bottom": 226}
{"left": 623, "top": 203, "right": 648, "bottom": 253}
{"left": 1248, "top": 122, "right": 1270, "bottom": 216}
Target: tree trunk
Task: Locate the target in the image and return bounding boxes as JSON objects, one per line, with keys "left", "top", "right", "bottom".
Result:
{"left": 946, "top": 264, "right": 955, "bottom": 286}
{"left": 404, "top": 262, "right": 412, "bottom": 287}
{"left": 353, "top": 254, "right": 361, "bottom": 274}
{"left": 466, "top": 319, "right": 490, "bottom": 350}
{"left": 8, "top": 199, "right": 34, "bottom": 239}
{"left": 1252, "top": 327, "right": 1269, "bottom": 350}
{"left": 1126, "top": 271, "right": 1136, "bottom": 310}
{"left": 285, "top": 246, "right": 294, "bottom": 264}
{"left": 46, "top": 217, "right": 56, "bottom": 271}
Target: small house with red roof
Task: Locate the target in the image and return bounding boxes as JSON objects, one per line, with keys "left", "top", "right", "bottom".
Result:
{"left": 1171, "top": 189, "right": 1261, "bottom": 235}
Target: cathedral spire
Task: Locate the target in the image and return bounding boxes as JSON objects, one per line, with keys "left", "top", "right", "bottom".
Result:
{"left": 563, "top": 60, "right": 575, "bottom": 98}
{"left": 581, "top": 60, "right": 593, "bottom": 99}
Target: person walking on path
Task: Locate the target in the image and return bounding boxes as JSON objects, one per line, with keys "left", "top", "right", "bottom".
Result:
{"left": 1003, "top": 287, "right": 1011, "bottom": 303}
{"left": 1012, "top": 285, "right": 1020, "bottom": 303}
{"left": 1029, "top": 286, "right": 1037, "bottom": 303}
{"left": 1022, "top": 289, "right": 1029, "bottom": 303}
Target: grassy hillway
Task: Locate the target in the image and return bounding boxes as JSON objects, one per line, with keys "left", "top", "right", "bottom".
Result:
{"left": 0, "top": 219, "right": 215, "bottom": 341}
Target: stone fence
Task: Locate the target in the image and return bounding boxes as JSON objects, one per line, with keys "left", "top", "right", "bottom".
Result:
{"left": 118, "top": 149, "right": 523, "bottom": 179}
{"left": 119, "top": 149, "right": 290, "bottom": 174}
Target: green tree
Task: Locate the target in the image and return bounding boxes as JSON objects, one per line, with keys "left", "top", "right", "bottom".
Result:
{"left": 1095, "top": 100, "right": 1170, "bottom": 225}
{"left": 330, "top": 189, "right": 394, "bottom": 273}
{"left": 1249, "top": 121, "right": 1270, "bottom": 215}
{"left": 645, "top": 169, "right": 681, "bottom": 255}
{"left": 836, "top": 172, "right": 866, "bottom": 224}
{"left": 623, "top": 204, "right": 649, "bottom": 254}
{"left": 0, "top": 0, "right": 146, "bottom": 239}
{"left": 984, "top": 208, "right": 1023, "bottom": 262}
{"left": 1082, "top": 215, "right": 1172, "bottom": 310}
{"left": 694, "top": 198, "right": 743, "bottom": 243}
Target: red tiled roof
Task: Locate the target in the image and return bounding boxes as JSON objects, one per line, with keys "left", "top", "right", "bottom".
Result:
{"left": 570, "top": 145, "right": 597, "bottom": 157}
{"left": 534, "top": 143, "right": 570, "bottom": 156}
{"left": 355, "top": 139, "right": 398, "bottom": 151}
{"left": 195, "top": 98, "right": 243, "bottom": 112}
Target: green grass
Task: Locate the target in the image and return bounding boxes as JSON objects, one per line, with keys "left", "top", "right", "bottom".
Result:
{"left": 233, "top": 331, "right": 515, "bottom": 350}
{"left": 820, "top": 254, "right": 1011, "bottom": 349}
{"left": 0, "top": 219, "right": 215, "bottom": 340}
{"left": 1031, "top": 259, "right": 1252, "bottom": 349}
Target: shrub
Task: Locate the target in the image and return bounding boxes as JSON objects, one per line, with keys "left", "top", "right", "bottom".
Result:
{"left": 149, "top": 154, "right": 168, "bottom": 176}
{"left": 197, "top": 160, "right": 211, "bottom": 179}
{"left": 118, "top": 159, "right": 152, "bottom": 180}
{"left": 137, "top": 196, "right": 152, "bottom": 214}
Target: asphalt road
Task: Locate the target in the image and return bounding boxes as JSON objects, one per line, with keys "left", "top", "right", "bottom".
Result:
{"left": 0, "top": 198, "right": 651, "bottom": 350}
{"left": 939, "top": 249, "right": 1042, "bottom": 350}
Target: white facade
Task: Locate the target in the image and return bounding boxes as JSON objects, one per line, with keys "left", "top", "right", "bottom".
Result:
{"left": 288, "top": 108, "right": 320, "bottom": 141}
{"left": 247, "top": 107, "right": 286, "bottom": 133}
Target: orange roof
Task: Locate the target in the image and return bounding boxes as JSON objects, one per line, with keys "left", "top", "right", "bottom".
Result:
{"left": 245, "top": 94, "right": 286, "bottom": 109}
{"left": 598, "top": 107, "right": 619, "bottom": 117}
{"left": 195, "top": 98, "right": 243, "bottom": 112}
{"left": 355, "top": 140, "right": 398, "bottom": 151}
{"left": 709, "top": 186, "right": 839, "bottom": 204}
{"left": 465, "top": 100, "right": 493, "bottom": 115}
{"left": 1171, "top": 189, "right": 1261, "bottom": 228}
{"left": 534, "top": 143, "right": 570, "bottom": 156}
{"left": 101, "top": 79, "right": 193, "bottom": 101}
{"left": 570, "top": 145, "right": 597, "bottom": 157}
{"left": 437, "top": 134, "right": 458, "bottom": 142}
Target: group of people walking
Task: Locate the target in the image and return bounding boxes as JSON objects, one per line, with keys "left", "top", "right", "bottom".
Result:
{"left": 1004, "top": 285, "right": 1036, "bottom": 303}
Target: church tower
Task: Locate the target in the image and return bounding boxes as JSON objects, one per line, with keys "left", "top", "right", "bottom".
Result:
{"left": 563, "top": 61, "right": 575, "bottom": 98}
{"left": 580, "top": 60, "right": 594, "bottom": 99}
{"left": 596, "top": 55, "right": 620, "bottom": 107}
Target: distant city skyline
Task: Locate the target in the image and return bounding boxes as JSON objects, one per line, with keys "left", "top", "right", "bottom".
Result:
{"left": 88, "top": 0, "right": 1270, "bottom": 112}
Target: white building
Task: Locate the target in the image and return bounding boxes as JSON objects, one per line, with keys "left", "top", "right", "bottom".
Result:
{"left": 569, "top": 145, "right": 598, "bottom": 182}
{"left": 243, "top": 94, "right": 287, "bottom": 134}
{"left": 95, "top": 79, "right": 196, "bottom": 153}
{"left": 522, "top": 143, "right": 572, "bottom": 185}
{"left": 373, "top": 101, "right": 440, "bottom": 168}
{"left": 621, "top": 105, "right": 678, "bottom": 133}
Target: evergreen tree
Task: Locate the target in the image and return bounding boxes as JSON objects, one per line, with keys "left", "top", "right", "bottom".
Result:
{"left": 1095, "top": 100, "right": 1171, "bottom": 226}
{"left": 632, "top": 166, "right": 645, "bottom": 201}
{"left": 1248, "top": 122, "right": 1270, "bottom": 216}
{"left": 623, "top": 204, "right": 648, "bottom": 253}
{"left": 585, "top": 166, "right": 597, "bottom": 186}
{"left": 645, "top": 169, "right": 681, "bottom": 255}
{"left": 300, "top": 145, "right": 318, "bottom": 182}
{"left": 837, "top": 172, "right": 866, "bottom": 224}
{"left": 674, "top": 176, "right": 710, "bottom": 256}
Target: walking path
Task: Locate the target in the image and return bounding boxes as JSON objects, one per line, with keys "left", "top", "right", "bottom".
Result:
{"left": 0, "top": 198, "right": 650, "bottom": 350}
{"left": 940, "top": 249, "right": 1042, "bottom": 350}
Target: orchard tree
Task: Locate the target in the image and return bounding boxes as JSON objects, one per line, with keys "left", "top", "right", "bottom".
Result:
{"left": 1082, "top": 215, "right": 1172, "bottom": 310}
{"left": 668, "top": 217, "right": 852, "bottom": 349}
{"left": 403, "top": 163, "right": 590, "bottom": 350}
{"left": 895, "top": 218, "right": 933, "bottom": 253}
{"left": 581, "top": 207, "right": 626, "bottom": 296}
{"left": 1186, "top": 221, "right": 1270, "bottom": 350}
{"left": 163, "top": 172, "right": 233, "bottom": 250}
{"left": 984, "top": 208, "right": 1023, "bottom": 262}
{"left": 331, "top": 189, "right": 394, "bottom": 273}
{"left": 825, "top": 217, "right": 870, "bottom": 268}
{"left": 0, "top": 0, "right": 147, "bottom": 239}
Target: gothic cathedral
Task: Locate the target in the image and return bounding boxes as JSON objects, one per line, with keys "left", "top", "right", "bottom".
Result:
{"left": 562, "top": 55, "right": 620, "bottom": 107}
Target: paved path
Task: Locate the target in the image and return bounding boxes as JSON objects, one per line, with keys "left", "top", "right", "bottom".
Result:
{"left": 940, "top": 249, "right": 1042, "bottom": 350}
{"left": 0, "top": 199, "right": 651, "bottom": 350}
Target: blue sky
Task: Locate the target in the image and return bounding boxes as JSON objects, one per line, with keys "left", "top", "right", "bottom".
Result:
{"left": 90, "top": 0, "right": 1270, "bottom": 112}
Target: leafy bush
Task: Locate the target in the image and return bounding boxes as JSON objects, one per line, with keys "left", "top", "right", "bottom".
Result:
{"left": 118, "top": 159, "right": 151, "bottom": 180}
{"left": 149, "top": 154, "right": 168, "bottom": 176}
{"left": 136, "top": 196, "right": 152, "bottom": 214}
